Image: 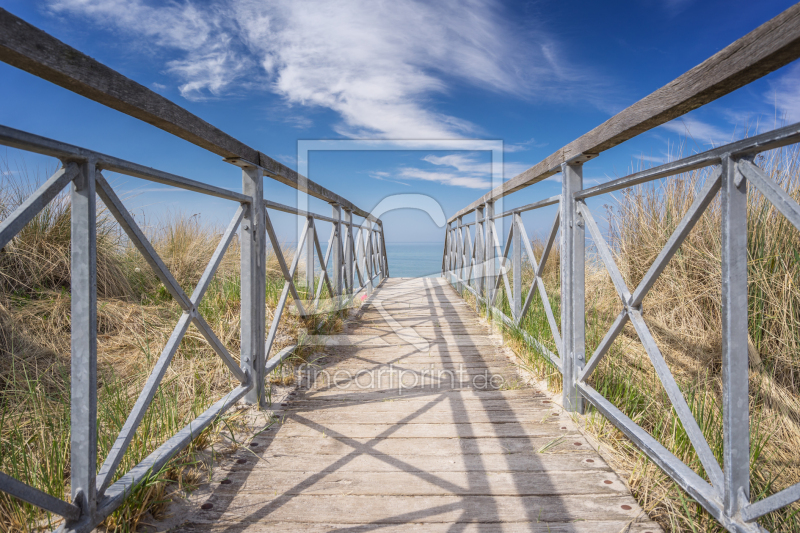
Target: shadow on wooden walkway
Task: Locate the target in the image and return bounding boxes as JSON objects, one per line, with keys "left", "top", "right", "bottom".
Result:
{"left": 167, "top": 277, "right": 662, "bottom": 532}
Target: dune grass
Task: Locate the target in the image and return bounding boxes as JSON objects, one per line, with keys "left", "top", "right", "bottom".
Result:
{"left": 462, "top": 142, "right": 800, "bottom": 532}
{"left": 0, "top": 160, "right": 345, "bottom": 532}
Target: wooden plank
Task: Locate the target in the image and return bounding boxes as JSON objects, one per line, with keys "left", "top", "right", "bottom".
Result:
{"left": 310, "top": 361, "right": 517, "bottom": 371}
{"left": 321, "top": 345, "right": 506, "bottom": 355}
{"left": 0, "top": 8, "right": 376, "bottom": 221}
{"left": 167, "top": 521, "right": 661, "bottom": 533}
{"left": 352, "top": 317, "right": 485, "bottom": 326}
{"left": 206, "top": 470, "right": 629, "bottom": 496}
{"left": 301, "top": 378, "right": 520, "bottom": 393}
{"left": 262, "top": 421, "right": 575, "bottom": 438}
{"left": 346, "top": 323, "right": 494, "bottom": 334}
{"left": 294, "top": 389, "right": 554, "bottom": 401}
{"left": 449, "top": 3, "right": 800, "bottom": 222}
{"left": 216, "top": 451, "right": 611, "bottom": 473}
{"left": 311, "top": 334, "right": 501, "bottom": 346}
{"left": 172, "top": 494, "right": 646, "bottom": 523}
{"left": 240, "top": 435, "right": 598, "bottom": 456}
{"left": 275, "top": 397, "right": 549, "bottom": 411}
{"left": 274, "top": 408, "right": 563, "bottom": 424}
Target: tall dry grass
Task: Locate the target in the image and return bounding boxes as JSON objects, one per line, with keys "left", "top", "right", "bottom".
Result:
{"left": 479, "top": 142, "right": 800, "bottom": 531}
{"left": 0, "top": 160, "right": 339, "bottom": 532}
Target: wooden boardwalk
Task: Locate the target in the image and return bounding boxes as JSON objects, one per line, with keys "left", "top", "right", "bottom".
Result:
{"left": 170, "top": 278, "right": 662, "bottom": 532}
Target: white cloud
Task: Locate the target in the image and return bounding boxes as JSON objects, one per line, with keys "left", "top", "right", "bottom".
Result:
{"left": 504, "top": 137, "right": 548, "bottom": 152}
{"left": 768, "top": 62, "right": 800, "bottom": 124}
{"left": 661, "top": 116, "right": 732, "bottom": 147}
{"left": 503, "top": 162, "right": 534, "bottom": 179}
{"left": 397, "top": 168, "right": 491, "bottom": 189}
{"left": 369, "top": 154, "right": 531, "bottom": 190}
{"left": 634, "top": 153, "right": 666, "bottom": 164}
{"left": 370, "top": 171, "right": 410, "bottom": 187}
{"left": 47, "top": 0, "right": 598, "bottom": 139}
{"left": 422, "top": 154, "right": 487, "bottom": 174}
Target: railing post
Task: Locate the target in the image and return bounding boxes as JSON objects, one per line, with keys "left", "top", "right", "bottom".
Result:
{"left": 485, "top": 202, "right": 495, "bottom": 316}
{"left": 372, "top": 226, "right": 381, "bottom": 281}
{"left": 453, "top": 219, "right": 459, "bottom": 288}
{"left": 456, "top": 215, "right": 463, "bottom": 293}
{"left": 475, "top": 206, "right": 484, "bottom": 311}
{"left": 441, "top": 226, "right": 448, "bottom": 278}
{"left": 69, "top": 159, "right": 97, "bottom": 523}
{"left": 512, "top": 212, "right": 522, "bottom": 320}
{"left": 343, "top": 209, "right": 353, "bottom": 294}
{"left": 364, "top": 219, "right": 374, "bottom": 295}
{"left": 332, "top": 204, "right": 342, "bottom": 296}
{"left": 379, "top": 221, "right": 390, "bottom": 279}
{"left": 306, "top": 215, "right": 315, "bottom": 301}
{"left": 374, "top": 228, "right": 382, "bottom": 280}
{"left": 561, "top": 160, "right": 585, "bottom": 413}
{"left": 721, "top": 154, "right": 750, "bottom": 517}
{"left": 447, "top": 223, "right": 454, "bottom": 282}
{"left": 241, "top": 164, "right": 266, "bottom": 406}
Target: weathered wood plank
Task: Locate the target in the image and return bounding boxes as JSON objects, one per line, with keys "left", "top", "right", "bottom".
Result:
{"left": 315, "top": 359, "right": 516, "bottom": 369}
{"left": 310, "top": 334, "right": 501, "bottom": 346}
{"left": 168, "top": 521, "right": 661, "bottom": 533}
{"left": 218, "top": 451, "right": 610, "bottom": 473}
{"left": 324, "top": 345, "right": 505, "bottom": 355}
{"left": 206, "top": 470, "right": 629, "bottom": 496}
{"left": 275, "top": 408, "right": 564, "bottom": 424}
{"left": 273, "top": 397, "right": 549, "bottom": 411}
{"left": 174, "top": 494, "right": 647, "bottom": 523}
{"left": 261, "top": 421, "right": 577, "bottom": 439}
{"left": 450, "top": 3, "right": 800, "bottom": 222}
{"left": 241, "top": 435, "right": 597, "bottom": 456}
{"left": 294, "top": 388, "right": 556, "bottom": 401}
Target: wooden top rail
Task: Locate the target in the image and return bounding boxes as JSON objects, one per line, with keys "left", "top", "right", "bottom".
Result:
{"left": 0, "top": 8, "right": 378, "bottom": 223}
{"left": 449, "top": 3, "right": 800, "bottom": 223}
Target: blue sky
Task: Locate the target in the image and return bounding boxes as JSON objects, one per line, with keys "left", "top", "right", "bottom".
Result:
{"left": 1, "top": 0, "right": 799, "bottom": 245}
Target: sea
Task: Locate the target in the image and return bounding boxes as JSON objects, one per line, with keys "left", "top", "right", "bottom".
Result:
{"left": 385, "top": 242, "right": 443, "bottom": 278}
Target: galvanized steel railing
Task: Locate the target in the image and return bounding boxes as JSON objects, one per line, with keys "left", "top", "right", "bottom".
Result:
{"left": 443, "top": 6, "right": 800, "bottom": 532}
{"left": 0, "top": 10, "right": 387, "bottom": 533}
{"left": 0, "top": 129, "right": 387, "bottom": 532}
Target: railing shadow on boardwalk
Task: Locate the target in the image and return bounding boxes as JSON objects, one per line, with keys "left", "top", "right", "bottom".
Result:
{"left": 170, "top": 277, "right": 658, "bottom": 532}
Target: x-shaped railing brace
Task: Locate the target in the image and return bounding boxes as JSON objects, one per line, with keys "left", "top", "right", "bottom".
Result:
{"left": 0, "top": 164, "right": 249, "bottom": 512}
{"left": 94, "top": 172, "right": 248, "bottom": 497}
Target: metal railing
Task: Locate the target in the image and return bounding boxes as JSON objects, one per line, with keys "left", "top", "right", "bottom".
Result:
{"left": 0, "top": 10, "right": 387, "bottom": 533}
{"left": 443, "top": 6, "right": 800, "bottom": 533}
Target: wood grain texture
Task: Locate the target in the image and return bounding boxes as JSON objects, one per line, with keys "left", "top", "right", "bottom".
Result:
{"left": 450, "top": 3, "right": 800, "bottom": 222}
{"left": 0, "top": 8, "right": 375, "bottom": 220}
{"left": 165, "top": 278, "right": 662, "bottom": 531}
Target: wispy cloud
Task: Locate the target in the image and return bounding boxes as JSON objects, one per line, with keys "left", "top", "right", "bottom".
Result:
{"left": 379, "top": 153, "right": 531, "bottom": 189}
{"left": 47, "top": 0, "right": 603, "bottom": 139}
{"left": 504, "top": 137, "right": 548, "bottom": 153}
{"left": 370, "top": 171, "right": 410, "bottom": 187}
{"left": 633, "top": 153, "right": 666, "bottom": 164}
{"left": 368, "top": 153, "right": 494, "bottom": 189}
{"left": 276, "top": 154, "right": 297, "bottom": 166}
{"left": 397, "top": 168, "right": 491, "bottom": 189}
{"left": 503, "top": 162, "right": 535, "bottom": 179}
{"left": 661, "top": 116, "right": 733, "bottom": 147}
{"left": 422, "top": 154, "right": 486, "bottom": 174}
{"left": 768, "top": 62, "right": 800, "bottom": 124}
